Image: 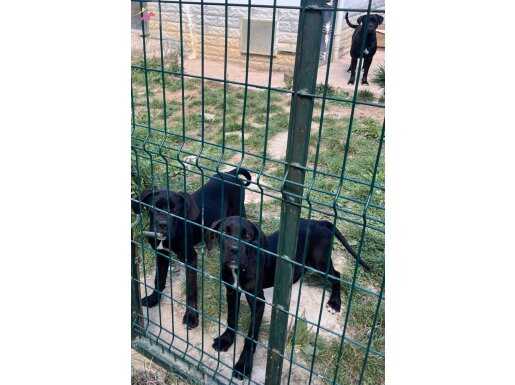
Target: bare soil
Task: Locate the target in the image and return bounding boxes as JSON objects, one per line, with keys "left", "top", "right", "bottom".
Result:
{"left": 181, "top": 49, "right": 385, "bottom": 95}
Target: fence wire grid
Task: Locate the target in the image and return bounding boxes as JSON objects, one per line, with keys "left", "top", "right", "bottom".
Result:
{"left": 131, "top": 1, "right": 385, "bottom": 384}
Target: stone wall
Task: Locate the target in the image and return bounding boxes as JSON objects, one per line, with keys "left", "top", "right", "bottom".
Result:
{"left": 131, "top": 2, "right": 370, "bottom": 72}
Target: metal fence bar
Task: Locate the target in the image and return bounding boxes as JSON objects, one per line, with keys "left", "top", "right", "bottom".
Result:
{"left": 131, "top": 230, "right": 144, "bottom": 340}
{"left": 136, "top": 244, "right": 385, "bottom": 344}
{"left": 213, "top": 0, "right": 230, "bottom": 376}
{"left": 328, "top": 2, "right": 379, "bottom": 384}
{"left": 136, "top": 0, "right": 385, "bottom": 13}
{"left": 286, "top": 0, "right": 339, "bottom": 382}
{"left": 131, "top": 64, "right": 385, "bottom": 108}
{"left": 264, "top": 1, "right": 324, "bottom": 384}
{"left": 132, "top": 0, "right": 385, "bottom": 383}
{"left": 129, "top": 141, "right": 386, "bottom": 219}
{"left": 129, "top": 125, "right": 386, "bottom": 192}
{"left": 358, "top": 274, "right": 385, "bottom": 385}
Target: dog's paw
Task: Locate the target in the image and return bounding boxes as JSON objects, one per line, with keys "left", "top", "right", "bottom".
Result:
{"left": 233, "top": 358, "right": 252, "bottom": 380}
{"left": 141, "top": 293, "right": 160, "bottom": 308}
{"left": 326, "top": 297, "right": 341, "bottom": 314}
{"left": 182, "top": 309, "right": 199, "bottom": 329}
{"left": 212, "top": 332, "right": 234, "bottom": 352}
{"left": 348, "top": 79, "right": 355, "bottom": 85}
{"left": 361, "top": 80, "right": 369, "bottom": 85}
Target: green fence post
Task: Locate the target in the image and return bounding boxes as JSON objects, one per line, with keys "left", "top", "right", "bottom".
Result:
{"left": 264, "top": 1, "right": 324, "bottom": 384}
{"left": 131, "top": 225, "right": 143, "bottom": 340}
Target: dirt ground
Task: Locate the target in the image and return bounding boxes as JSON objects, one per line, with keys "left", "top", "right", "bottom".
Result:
{"left": 182, "top": 49, "right": 384, "bottom": 94}
{"left": 317, "top": 49, "right": 385, "bottom": 96}
{"left": 132, "top": 350, "right": 191, "bottom": 385}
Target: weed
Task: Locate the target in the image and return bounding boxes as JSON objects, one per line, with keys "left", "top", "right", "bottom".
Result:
{"left": 132, "top": 362, "right": 194, "bottom": 385}
{"left": 371, "top": 65, "right": 385, "bottom": 90}
{"left": 132, "top": 53, "right": 384, "bottom": 384}
{"left": 357, "top": 89, "right": 375, "bottom": 102}
{"left": 316, "top": 83, "right": 338, "bottom": 96}
{"left": 285, "top": 315, "right": 384, "bottom": 385}
{"left": 312, "top": 338, "right": 383, "bottom": 385}
{"left": 287, "top": 314, "right": 312, "bottom": 352}
{"left": 132, "top": 368, "right": 161, "bottom": 385}
{"left": 283, "top": 72, "right": 294, "bottom": 90}
{"left": 355, "top": 117, "right": 382, "bottom": 140}
{"left": 372, "top": 65, "right": 385, "bottom": 103}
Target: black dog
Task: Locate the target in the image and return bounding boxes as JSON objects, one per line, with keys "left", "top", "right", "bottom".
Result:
{"left": 131, "top": 168, "right": 251, "bottom": 329}
{"left": 345, "top": 12, "right": 384, "bottom": 85}
{"left": 207, "top": 216, "right": 370, "bottom": 379}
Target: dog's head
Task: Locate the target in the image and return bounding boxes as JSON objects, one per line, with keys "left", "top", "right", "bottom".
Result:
{"left": 132, "top": 188, "right": 200, "bottom": 244}
{"left": 207, "top": 216, "right": 265, "bottom": 277}
{"left": 357, "top": 14, "right": 384, "bottom": 33}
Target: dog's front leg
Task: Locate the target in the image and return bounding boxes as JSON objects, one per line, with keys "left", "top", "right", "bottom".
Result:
{"left": 141, "top": 254, "right": 169, "bottom": 307}
{"left": 361, "top": 56, "right": 373, "bottom": 85}
{"left": 213, "top": 270, "right": 241, "bottom": 351}
{"left": 182, "top": 247, "right": 199, "bottom": 329}
{"left": 233, "top": 290, "right": 265, "bottom": 380}
{"left": 348, "top": 57, "right": 358, "bottom": 84}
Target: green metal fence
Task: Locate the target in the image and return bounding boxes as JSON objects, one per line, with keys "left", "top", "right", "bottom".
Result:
{"left": 131, "top": 1, "right": 384, "bottom": 384}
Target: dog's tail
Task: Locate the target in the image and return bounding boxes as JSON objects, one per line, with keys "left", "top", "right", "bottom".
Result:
{"left": 227, "top": 167, "right": 252, "bottom": 186}
{"left": 345, "top": 12, "right": 359, "bottom": 29}
{"left": 322, "top": 221, "right": 371, "bottom": 271}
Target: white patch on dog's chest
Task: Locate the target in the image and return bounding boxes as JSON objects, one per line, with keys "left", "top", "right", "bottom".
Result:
{"left": 230, "top": 267, "right": 239, "bottom": 288}
{"left": 156, "top": 240, "right": 170, "bottom": 252}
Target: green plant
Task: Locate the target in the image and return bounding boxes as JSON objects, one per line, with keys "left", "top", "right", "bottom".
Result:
{"left": 283, "top": 72, "right": 294, "bottom": 91}
{"left": 131, "top": 25, "right": 385, "bottom": 381}
{"left": 357, "top": 89, "right": 375, "bottom": 102}
{"left": 316, "top": 83, "right": 338, "bottom": 96}
{"left": 372, "top": 65, "right": 385, "bottom": 103}
{"left": 371, "top": 65, "right": 385, "bottom": 90}
{"left": 166, "top": 50, "right": 180, "bottom": 74}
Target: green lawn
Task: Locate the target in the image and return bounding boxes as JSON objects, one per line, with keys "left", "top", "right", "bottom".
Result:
{"left": 132, "top": 57, "right": 385, "bottom": 385}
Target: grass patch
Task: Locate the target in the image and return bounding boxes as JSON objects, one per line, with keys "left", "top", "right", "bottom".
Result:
{"left": 316, "top": 83, "right": 338, "bottom": 97}
{"left": 284, "top": 314, "right": 384, "bottom": 385}
{"left": 286, "top": 315, "right": 312, "bottom": 355}
{"left": 357, "top": 89, "right": 375, "bottom": 102}
{"left": 312, "top": 337, "right": 384, "bottom": 385}
{"left": 372, "top": 65, "right": 385, "bottom": 90}
{"left": 354, "top": 117, "right": 382, "bottom": 140}
{"left": 283, "top": 72, "right": 294, "bottom": 90}
{"left": 132, "top": 54, "right": 385, "bottom": 382}
{"left": 132, "top": 365, "right": 194, "bottom": 385}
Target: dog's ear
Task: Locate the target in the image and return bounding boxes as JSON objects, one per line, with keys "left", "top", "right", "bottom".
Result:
{"left": 374, "top": 14, "right": 384, "bottom": 25}
{"left": 177, "top": 192, "right": 200, "bottom": 220}
{"left": 357, "top": 15, "right": 364, "bottom": 24}
{"left": 206, "top": 219, "right": 223, "bottom": 250}
{"left": 131, "top": 188, "right": 156, "bottom": 214}
{"left": 247, "top": 221, "right": 265, "bottom": 246}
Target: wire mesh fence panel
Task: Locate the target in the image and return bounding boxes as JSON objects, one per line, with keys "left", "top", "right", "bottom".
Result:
{"left": 131, "top": 1, "right": 385, "bottom": 384}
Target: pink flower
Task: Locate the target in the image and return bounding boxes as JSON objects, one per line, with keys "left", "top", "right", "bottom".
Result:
{"left": 140, "top": 11, "right": 155, "bottom": 22}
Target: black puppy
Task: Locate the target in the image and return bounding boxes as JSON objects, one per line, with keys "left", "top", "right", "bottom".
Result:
{"left": 131, "top": 168, "right": 251, "bottom": 329}
{"left": 345, "top": 12, "right": 384, "bottom": 85}
{"left": 207, "top": 216, "right": 370, "bottom": 380}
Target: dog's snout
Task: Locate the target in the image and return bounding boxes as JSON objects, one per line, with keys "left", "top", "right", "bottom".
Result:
{"left": 230, "top": 244, "right": 239, "bottom": 253}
